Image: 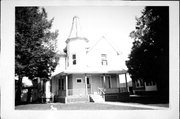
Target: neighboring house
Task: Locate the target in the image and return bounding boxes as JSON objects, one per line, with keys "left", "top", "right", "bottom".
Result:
{"left": 51, "top": 16, "right": 129, "bottom": 103}
{"left": 15, "top": 77, "right": 47, "bottom": 103}
{"left": 132, "top": 79, "right": 158, "bottom": 95}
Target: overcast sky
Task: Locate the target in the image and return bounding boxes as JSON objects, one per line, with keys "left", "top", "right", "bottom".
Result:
{"left": 44, "top": 6, "right": 145, "bottom": 69}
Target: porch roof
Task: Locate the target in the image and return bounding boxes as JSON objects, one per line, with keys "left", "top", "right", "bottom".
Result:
{"left": 56, "top": 68, "right": 127, "bottom": 75}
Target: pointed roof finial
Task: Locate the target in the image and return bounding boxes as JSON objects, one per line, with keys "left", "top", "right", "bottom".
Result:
{"left": 66, "top": 16, "right": 88, "bottom": 43}
{"left": 68, "top": 16, "right": 82, "bottom": 38}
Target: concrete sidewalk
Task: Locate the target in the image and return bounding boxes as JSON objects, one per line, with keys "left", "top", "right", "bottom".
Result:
{"left": 98, "top": 101, "right": 169, "bottom": 110}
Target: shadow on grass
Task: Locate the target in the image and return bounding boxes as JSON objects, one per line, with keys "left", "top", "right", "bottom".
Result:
{"left": 15, "top": 101, "right": 46, "bottom": 106}
{"left": 120, "top": 94, "right": 170, "bottom": 108}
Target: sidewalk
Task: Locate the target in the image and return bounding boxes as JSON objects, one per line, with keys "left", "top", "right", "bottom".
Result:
{"left": 99, "top": 101, "right": 169, "bottom": 110}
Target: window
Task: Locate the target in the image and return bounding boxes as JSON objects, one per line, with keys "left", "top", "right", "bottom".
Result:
{"left": 72, "top": 54, "right": 76, "bottom": 65}
{"left": 136, "top": 82, "right": 139, "bottom": 87}
{"left": 87, "top": 77, "right": 90, "bottom": 84}
{"left": 101, "top": 54, "right": 108, "bottom": 65}
{"left": 59, "top": 79, "right": 64, "bottom": 90}
{"left": 106, "top": 76, "right": 111, "bottom": 88}
{"left": 77, "top": 78, "right": 82, "bottom": 83}
{"left": 139, "top": 79, "right": 144, "bottom": 87}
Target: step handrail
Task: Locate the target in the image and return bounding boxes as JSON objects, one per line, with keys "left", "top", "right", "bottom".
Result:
{"left": 98, "top": 88, "right": 105, "bottom": 98}
{"left": 98, "top": 88, "right": 105, "bottom": 100}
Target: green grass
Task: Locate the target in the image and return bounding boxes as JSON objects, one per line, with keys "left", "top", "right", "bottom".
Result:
{"left": 15, "top": 102, "right": 151, "bottom": 110}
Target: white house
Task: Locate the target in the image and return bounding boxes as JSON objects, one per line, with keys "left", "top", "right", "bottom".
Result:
{"left": 133, "top": 79, "right": 158, "bottom": 94}
{"left": 50, "top": 16, "right": 129, "bottom": 103}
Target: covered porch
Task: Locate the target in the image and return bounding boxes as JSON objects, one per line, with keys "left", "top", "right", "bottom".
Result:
{"left": 51, "top": 69, "right": 130, "bottom": 103}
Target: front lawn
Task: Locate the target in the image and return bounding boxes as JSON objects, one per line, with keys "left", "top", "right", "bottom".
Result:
{"left": 15, "top": 102, "right": 151, "bottom": 110}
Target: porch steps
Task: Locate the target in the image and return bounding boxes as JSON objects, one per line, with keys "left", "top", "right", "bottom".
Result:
{"left": 90, "top": 94, "right": 105, "bottom": 103}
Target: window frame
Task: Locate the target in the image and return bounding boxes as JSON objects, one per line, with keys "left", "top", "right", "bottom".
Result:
{"left": 106, "top": 75, "right": 111, "bottom": 88}
{"left": 59, "top": 78, "right": 64, "bottom": 90}
{"left": 72, "top": 54, "right": 77, "bottom": 65}
{"left": 101, "top": 54, "right": 108, "bottom": 65}
{"left": 76, "top": 78, "right": 82, "bottom": 83}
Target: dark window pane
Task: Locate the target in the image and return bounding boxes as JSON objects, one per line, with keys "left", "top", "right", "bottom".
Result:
{"left": 87, "top": 77, "right": 89, "bottom": 84}
{"left": 77, "top": 79, "right": 81, "bottom": 83}
{"left": 73, "top": 60, "right": 76, "bottom": 65}
{"left": 72, "top": 54, "right": 76, "bottom": 59}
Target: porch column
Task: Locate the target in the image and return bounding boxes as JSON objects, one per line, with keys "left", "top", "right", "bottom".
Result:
{"left": 85, "top": 74, "right": 88, "bottom": 95}
{"left": 117, "top": 75, "right": 121, "bottom": 93}
{"left": 125, "top": 73, "right": 128, "bottom": 92}
{"left": 65, "top": 75, "right": 68, "bottom": 96}
{"left": 103, "top": 74, "right": 106, "bottom": 89}
{"left": 117, "top": 74, "right": 120, "bottom": 88}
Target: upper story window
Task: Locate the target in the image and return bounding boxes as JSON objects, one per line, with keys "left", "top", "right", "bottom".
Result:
{"left": 72, "top": 54, "right": 76, "bottom": 65}
{"left": 101, "top": 54, "right": 108, "bottom": 65}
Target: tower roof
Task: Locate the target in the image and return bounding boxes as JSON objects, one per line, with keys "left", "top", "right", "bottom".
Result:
{"left": 66, "top": 16, "right": 89, "bottom": 43}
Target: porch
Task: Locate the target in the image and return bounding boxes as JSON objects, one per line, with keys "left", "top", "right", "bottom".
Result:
{"left": 55, "top": 87, "right": 128, "bottom": 97}
{"left": 52, "top": 69, "right": 130, "bottom": 103}
{"left": 54, "top": 87, "right": 129, "bottom": 103}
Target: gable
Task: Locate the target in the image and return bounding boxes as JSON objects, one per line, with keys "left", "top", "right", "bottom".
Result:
{"left": 87, "top": 36, "right": 120, "bottom": 56}
{"left": 86, "top": 36, "right": 123, "bottom": 68}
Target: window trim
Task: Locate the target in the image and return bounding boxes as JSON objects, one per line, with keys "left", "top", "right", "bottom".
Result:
{"left": 59, "top": 78, "right": 64, "bottom": 90}
{"left": 76, "top": 78, "right": 82, "bottom": 83}
{"left": 101, "top": 54, "right": 108, "bottom": 65}
{"left": 106, "top": 75, "right": 111, "bottom": 88}
{"left": 72, "top": 54, "right": 77, "bottom": 65}
{"left": 100, "top": 75, "right": 111, "bottom": 88}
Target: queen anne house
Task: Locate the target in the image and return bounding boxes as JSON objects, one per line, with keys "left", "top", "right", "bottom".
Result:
{"left": 50, "top": 16, "right": 129, "bottom": 103}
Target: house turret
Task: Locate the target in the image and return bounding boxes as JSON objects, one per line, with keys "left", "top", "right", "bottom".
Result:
{"left": 65, "top": 16, "right": 89, "bottom": 68}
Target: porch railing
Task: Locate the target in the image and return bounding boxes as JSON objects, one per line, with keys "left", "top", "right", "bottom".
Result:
{"left": 68, "top": 88, "right": 86, "bottom": 96}
{"left": 99, "top": 87, "right": 128, "bottom": 94}
{"left": 58, "top": 90, "right": 66, "bottom": 96}
{"left": 56, "top": 87, "right": 128, "bottom": 97}
{"left": 98, "top": 88, "right": 105, "bottom": 99}
{"left": 119, "top": 87, "right": 128, "bottom": 93}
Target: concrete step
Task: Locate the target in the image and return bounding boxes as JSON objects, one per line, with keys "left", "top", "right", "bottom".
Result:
{"left": 90, "top": 94, "right": 105, "bottom": 103}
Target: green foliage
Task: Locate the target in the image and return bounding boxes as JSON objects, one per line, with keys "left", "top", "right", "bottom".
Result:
{"left": 126, "top": 7, "right": 169, "bottom": 92}
{"left": 15, "top": 7, "right": 59, "bottom": 80}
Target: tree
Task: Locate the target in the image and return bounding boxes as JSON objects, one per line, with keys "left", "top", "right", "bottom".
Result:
{"left": 126, "top": 7, "right": 169, "bottom": 98}
{"left": 15, "top": 7, "right": 59, "bottom": 104}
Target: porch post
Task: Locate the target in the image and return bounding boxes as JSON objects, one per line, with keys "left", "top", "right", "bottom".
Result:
{"left": 125, "top": 73, "right": 128, "bottom": 92}
{"left": 85, "top": 74, "right": 88, "bottom": 95}
{"left": 117, "top": 74, "right": 120, "bottom": 88}
{"left": 118, "top": 74, "right": 121, "bottom": 93}
{"left": 65, "top": 75, "right": 68, "bottom": 96}
{"left": 103, "top": 74, "right": 106, "bottom": 89}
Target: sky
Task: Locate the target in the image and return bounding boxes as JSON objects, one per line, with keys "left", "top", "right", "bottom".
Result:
{"left": 16, "top": 6, "right": 145, "bottom": 86}
{"left": 44, "top": 6, "right": 144, "bottom": 69}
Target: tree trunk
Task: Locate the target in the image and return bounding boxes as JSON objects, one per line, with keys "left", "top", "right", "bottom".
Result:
{"left": 27, "top": 88, "right": 32, "bottom": 103}
{"left": 15, "top": 75, "right": 23, "bottom": 105}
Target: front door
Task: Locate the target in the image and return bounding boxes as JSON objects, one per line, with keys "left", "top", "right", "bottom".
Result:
{"left": 86, "top": 76, "right": 91, "bottom": 94}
